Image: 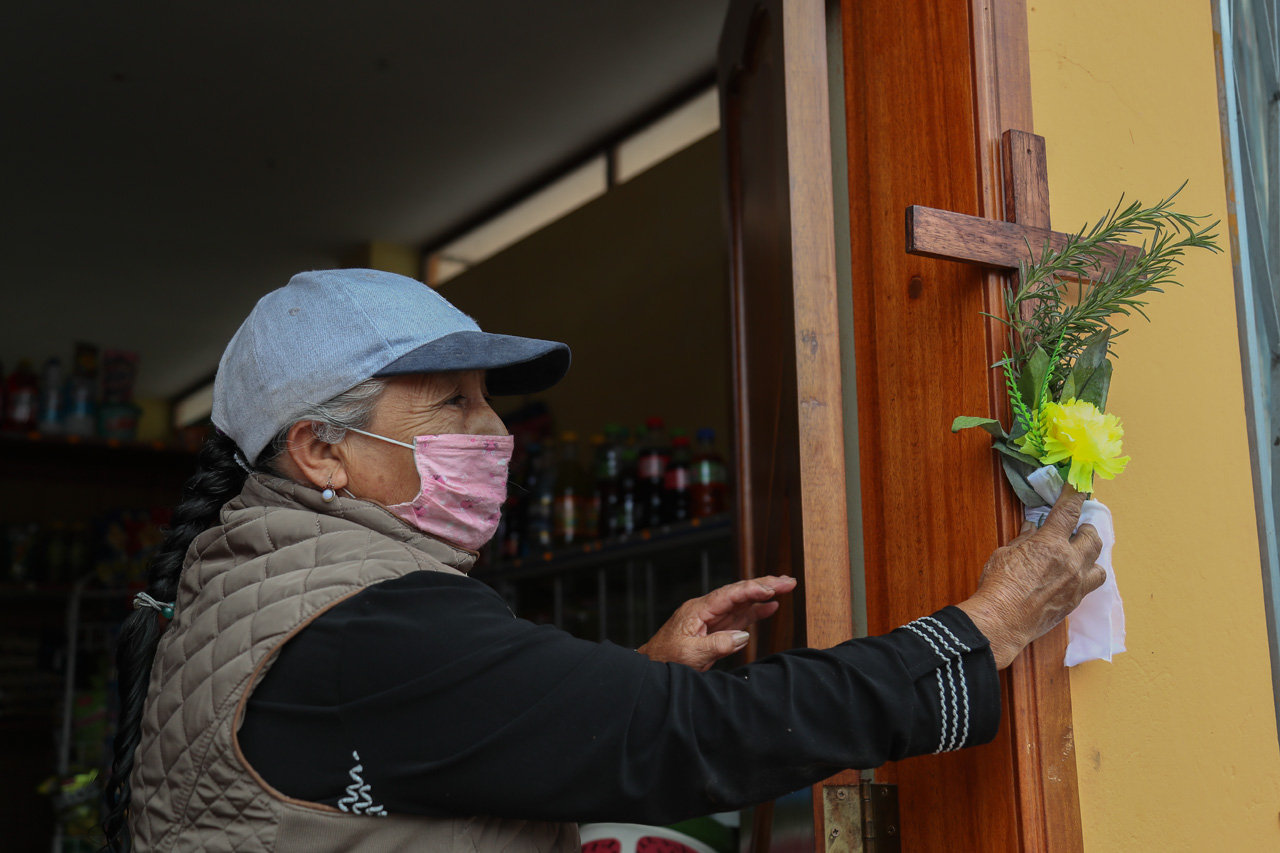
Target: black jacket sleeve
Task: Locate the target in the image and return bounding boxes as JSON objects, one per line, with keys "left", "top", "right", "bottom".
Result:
{"left": 240, "top": 571, "right": 1000, "bottom": 825}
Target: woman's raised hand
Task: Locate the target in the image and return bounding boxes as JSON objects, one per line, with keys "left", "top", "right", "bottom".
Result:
{"left": 958, "top": 485, "right": 1106, "bottom": 670}
{"left": 638, "top": 575, "right": 797, "bottom": 672}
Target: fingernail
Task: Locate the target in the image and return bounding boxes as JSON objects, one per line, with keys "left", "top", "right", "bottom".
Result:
{"left": 732, "top": 631, "right": 751, "bottom": 645}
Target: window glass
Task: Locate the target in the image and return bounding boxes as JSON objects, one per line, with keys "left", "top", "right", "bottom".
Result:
{"left": 1219, "top": 0, "right": 1280, "bottom": 737}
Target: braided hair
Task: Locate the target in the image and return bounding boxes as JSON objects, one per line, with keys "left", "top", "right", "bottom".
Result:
{"left": 101, "top": 378, "right": 385, "bottom": 852}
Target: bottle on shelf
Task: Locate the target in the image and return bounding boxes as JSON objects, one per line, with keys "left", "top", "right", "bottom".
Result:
{"left": 592, "top": 427, "right": 623, "bottom": 540}
{"left": 662, "top": 430, "right": 692, "bottom": 524}
{"left": 4, "top": 359, "right": 38, "bottom": 434}
{"left": 37, "top": 358, "right": 64, "bottom": 435}
{"left": 586, "top": 433, "right": 605, "bottom": 538}
{"left": 496, "top": 482, "right": 520, "bottom": 561}
{"left": 64, "top": 342, "right": 99, "bottom": 438}
{"left": 636, "top": 416, "right": 669, "bottom": 528}
{"left": 552, "top": 432, "right": 593, "bottom": 547}
{"left": 524, "top": 440, "right": 556, "bottom": 554}
{"left": 690, "top": 427, "right": 729, "bottom": 518}
{"left": 617, "top": 430, "right": 640, "bottom": 536}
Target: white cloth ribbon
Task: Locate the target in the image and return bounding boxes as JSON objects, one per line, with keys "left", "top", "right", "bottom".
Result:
{"left": 1022, "top": 466, "right": 1126, "bottom": 666}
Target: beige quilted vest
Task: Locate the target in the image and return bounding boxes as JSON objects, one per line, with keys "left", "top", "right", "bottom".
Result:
{"left": 129, "top": 474, "right": 579, "bottom": 852}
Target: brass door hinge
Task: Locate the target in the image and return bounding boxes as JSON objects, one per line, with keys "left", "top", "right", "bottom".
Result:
{"left": 821, "top": 782, "right": 900, "bottom": 853}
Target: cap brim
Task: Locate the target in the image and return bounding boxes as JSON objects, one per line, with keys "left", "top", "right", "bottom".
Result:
{"left": 373, "top": 329, "right": 570, "bottom": 395}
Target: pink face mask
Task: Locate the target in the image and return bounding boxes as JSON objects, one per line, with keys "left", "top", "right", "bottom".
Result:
{"left": 347, "top": 429, "right": 514, "bottom": 551}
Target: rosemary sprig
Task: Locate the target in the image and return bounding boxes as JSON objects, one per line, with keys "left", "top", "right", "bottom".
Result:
{"left": 989, "top": 184, "right": 1221, "bottom": 392}
{"left": 1003, "top": 357, "right": 1040, "bottom": 453}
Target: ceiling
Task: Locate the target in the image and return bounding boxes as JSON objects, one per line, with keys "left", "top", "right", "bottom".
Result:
{"left": 2, "top": 1, "right": 728, "bottom": 399}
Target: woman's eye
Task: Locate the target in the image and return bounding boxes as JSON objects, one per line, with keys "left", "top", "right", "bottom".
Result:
{"left": 447, "top": 394, "right": 467, "bottom": 406}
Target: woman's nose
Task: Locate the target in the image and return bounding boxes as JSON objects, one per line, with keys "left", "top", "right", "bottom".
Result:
{"left": 470, "top": 401, "right": 509, "bottom": 436}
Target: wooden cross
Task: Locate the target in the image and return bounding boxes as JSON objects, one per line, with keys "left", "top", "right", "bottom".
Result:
{"left": 905, "top": 129, "right": 1139, "bottom": 323}
{"left": 903, "top": 128, "right": 1141, "bottom": 851}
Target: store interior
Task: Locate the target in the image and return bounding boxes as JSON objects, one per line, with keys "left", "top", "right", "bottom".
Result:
{"left": 2, "top": 5, "right": 741, "bottom": 850}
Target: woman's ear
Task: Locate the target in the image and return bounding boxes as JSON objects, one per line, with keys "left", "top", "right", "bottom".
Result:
{"left": 283, "top": 422, "right": 348, "bottom": 491}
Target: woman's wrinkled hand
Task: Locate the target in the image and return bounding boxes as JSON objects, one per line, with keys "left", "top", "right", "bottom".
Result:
{"left": 957, "top": 485, "right": 1106, "bottom": 670}
{"left": 637, "top": 575, "right": 797, "bottom": 672}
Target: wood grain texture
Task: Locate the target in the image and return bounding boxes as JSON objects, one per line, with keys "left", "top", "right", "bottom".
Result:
{"left": 779, "top": 0, "right": 853, "bottom": 655}
{"left": 720, "top": 0, "right": 856, "bottom": 677}
{"left": 1002, "top": 131, "right": 1050, "bottom": 231}
{"left": 719, "top": 0, "right": 804, "bottom": 617}
{"left": 840, "top": 0, "right": 1020, "bottom": 849}
{"left": 971, "top": 9, "right": 1085, "bottom": 852}
{"left": 720, "top": 3, "right": 853, "bottom": 850}
{"left": 777, "top": 6, "right": 858, "bottom": 848}
{"left": 905, "top": 205, "right": 1140, "bottom": 273}
{"left": 997, "top": 132, "right": 1087, "bottom": 853}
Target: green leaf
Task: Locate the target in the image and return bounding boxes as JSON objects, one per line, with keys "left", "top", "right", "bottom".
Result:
{"left": 1075, "top": 329, "right": 1111, "bottom": 373}
{"left": 951, "top": 416, "right": 1006, "bottom": 438}
{"left": 1018, "top": 345, "right": 1050, "bottom": 411}
{"left": 992, "top": 439, "right": 1043, "bottom": 468}
{"left": 1076, "top": 358, "right": 1113, "bottom": 410}
{"left": 995, "top": 191, "right": 1218, "bottom": 402}
{"left": 1008, "top": 417, "right": 1028, "bottom": 442}
{"left": 1002, "top": 455, "right": 1048, "bottom": 507}
{"left": 1063, "top": 330, "right": 1110, "bottom": 402}
{"left": 1059, "top": 371, "right": 1078, "bottom": 403}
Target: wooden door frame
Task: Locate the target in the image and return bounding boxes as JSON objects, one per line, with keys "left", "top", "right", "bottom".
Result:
{"left": 842, "top": 0, "right": 1083, "bottom": 848}
{"left": 970, "top": 3, "right": 1085, "bottom": 850}
{"left": 719, "top": 0, "right": 854, "bottom": 653}
{"left": 719, "top": 6, "right": 860, "bottom": 844}
{"left": 719, "top": 0, "right": 1083, "bottom": 850}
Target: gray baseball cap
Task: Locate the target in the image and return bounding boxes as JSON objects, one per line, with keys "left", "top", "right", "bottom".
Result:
{"left": 212, "top": 268, "right": 570, "bottom": 462}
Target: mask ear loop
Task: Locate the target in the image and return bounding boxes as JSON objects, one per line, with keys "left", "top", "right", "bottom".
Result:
{"left": 340, "top": 428, "right": 415, "bottom": 503}
{"left": 345, "top": 427, "right": 414, "bottom": 450}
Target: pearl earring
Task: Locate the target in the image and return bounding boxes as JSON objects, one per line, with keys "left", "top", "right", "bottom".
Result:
{"left": 322, "top": 478, "right": 336, "bottom": 503}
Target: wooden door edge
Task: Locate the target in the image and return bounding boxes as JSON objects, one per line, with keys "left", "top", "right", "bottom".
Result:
{"left": 970, "top": 1, "right": 1085, "bottom": 850}
{"left": 779, "top": 0, "right": 855, "bottom": 651}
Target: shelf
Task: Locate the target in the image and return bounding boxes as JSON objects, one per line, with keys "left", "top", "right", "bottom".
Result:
{"left": 475, "top": 515, "right": 737, "bottom": 649}
{"left": 0, "top": 583, "right": 133, "bottom": 600}
{"left": 0, "top": 430, "right": 195, "bottom": 451}
{"left": 477, "top": 514, "right": 733, "bottom": 582}
{"left": 0, "top": 433, "right": 198, "bottom": 525}
{"left": 0, "top": 432, "right": 197, "bottom": 472}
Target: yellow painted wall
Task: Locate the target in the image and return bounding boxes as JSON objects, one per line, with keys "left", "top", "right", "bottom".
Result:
{"left": 438, "top": 135, "right": 732, "bottom": 447}
{"left": 133, "top": 396, "right": 171, "bottom": 443}
{"left": 1028, "top": 0, "right": 1280, "bottom": 847}
{"left": 340, "top": 240, "right": 421, "bottom": 280}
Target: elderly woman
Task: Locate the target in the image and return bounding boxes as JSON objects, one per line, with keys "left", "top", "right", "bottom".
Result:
{"left": 103, "top": 269, "right": 1102, "bottom": 852}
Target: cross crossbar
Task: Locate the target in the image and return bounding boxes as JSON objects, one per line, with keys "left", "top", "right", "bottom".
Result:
{"left": 905, "top": 204, "right": 1140, "bottom": 275}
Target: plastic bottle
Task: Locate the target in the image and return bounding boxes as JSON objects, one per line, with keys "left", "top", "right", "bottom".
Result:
{"left": 63, "top": 376, "right": 97, "bottom": 437}
{"left": 64, "top": 343, "right": 98, "bottom": 438}
{"left": 37, "top": 358, "right": 64, "bottom": 435}
{"left": 4, "top": 359, "right": 38, "bottom": 433}
{"left": 593, "top": 425, "right": 624, "bottom": 537}
{"left": 498, "top": 446, "right": 525, "bottom": 560}
{"left": 690, "top": 428, "right": 729, "bottom": 518}
{"left": 524, "top": 440, "right": 555, "bottom": 553}
{"left": 662, "top": 431, "right": 692, "bottom": 523}
{"left": 552, "top": 432, "right": 593, "bottom": 546}
{"left": 585, "top": 433, "right": 606, "bottom": 537}
{"left": 592, "top": 427, "right": 623, "bottom": 539}
{"left": 636, "top": 417, "right": 669, "bottom": 528}
{"left": 617, "top": 434, "right": 640, "bottom": 536}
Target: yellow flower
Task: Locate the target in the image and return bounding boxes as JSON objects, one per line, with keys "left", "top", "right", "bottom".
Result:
{"left": 1037, "top": 398, "right": 1129, "bottom": 492}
